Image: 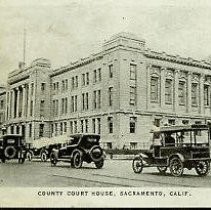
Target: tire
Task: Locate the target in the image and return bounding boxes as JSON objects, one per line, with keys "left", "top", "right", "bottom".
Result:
{"left": 4, "top": 146, "right": 16, "bottom": 159}
{"left": 72, "top": 152, "right": 83, "bottom": 169}
{"left": 195, "top": 161, "right": 210, "bottom": 176}
{"left": 27, "top": 152, "right": 33, "bottom": 161}
{"left": 132, "top": 157, "right": 143, "bottom": 173}
{"left": 50, "top": 153, "right": 58, "bottom": 166}
{"left": 169, "top": 157, "right": 184, "bottom": 177}
{"left": 89, "top": 145, "right": 103, "bottom": 162}
{"left": 41, "top": 152, "right": 48, "bottom": 162}
{"left": 95, "top": 159, "right": 104, "bottom": 169}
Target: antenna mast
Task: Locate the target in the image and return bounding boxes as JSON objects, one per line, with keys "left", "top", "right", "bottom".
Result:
{"left": 23, "top": 28, "right": 26, "bottom": 64}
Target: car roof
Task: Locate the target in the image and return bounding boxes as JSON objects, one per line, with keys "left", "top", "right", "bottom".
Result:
{"left": 2, "top": 134, "right": 23, "bottom": 138}
{"left": 69, "top": 133, "right": 100, "bottom": 138}
{"left": 153, "top": 124, "right": 209, "bottom": 133}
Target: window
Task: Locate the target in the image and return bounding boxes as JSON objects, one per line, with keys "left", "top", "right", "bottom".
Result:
{"left": 204, "top": 85, "right": 209, "bottom": 106}
{"left": 130, "top": 117, "right": 136, "bottom": 133}
{"left": 130, "top": 86, "right": 136, "bottom": 105}
{"left": 109, "top": 64, "right": 113, "bottom": 78}
{"left": 75, "top": 95, "right": 77, "bottom": 112}
{"left": 85, "top": 119, "right": 88, "bottom": 133}
{"left": 39, "top": 124, "right": 44, "bottom": 137}
{"left": 108, "top": 87, "right": 113, "bottom": 107}
{"left": 70, "top": 121, "right": 73, "bottom": 134}
{"left": 150, "top": 77, "right": 159, "bottom": 102}
{"left": 75, "top": 76, "right": 78, "bottom": 88}
{"left": 168, "top": 119, "right": 175, "bottom": 125}
{"left": 51, "top": 124, "right": 54, "bottom": 136}
{"left": 108, "top": 117, "right": 113, "bottom": 133}
{"left": 41, "top": 83, "right": 46, "bottom": 92}
{"left": 86, "top": 72, "right": 89, "bottom": 85}
{"left": 165, "top": 79, "right": 172, "bottom": 104}
{"left": 195, "top": 121, "right": 202, "bottom": 136}
{"left": 93, "top": 70, "right": 97, "bottom": 83}
{"left": 82, "top": 93, "right": 85, "bottom": 110}
{"left": 31, "top": 83, "right": 34, "bottom": 95}
{"left": 130, "top": 142, "right": 137, "bottom": 150}
{"left": 97, "top": 118, "right": 101, "bottom": 134}
{"left": 107, "top": 142, "right": 112, "bottom": 149}
{"left": 191, "top": 83, "right": 198, "bottom": 106}
{"left": 154, "top": 119, "right": 160, "bottom": 127}
{"left": 74, "top": 121, "right": 77, "bottom": 133}
{"left": 71, "top": 77, "right": 75, "bottom": 89}
{"left": 29, "top": 124, "right": 32, "bottom": 137}
{"left": 82, "top": 74, "right": 85, "bottom": 86}
{"left": 60, "top": 122, "right": 63, "bottom": 135}
{"left": 0, "top": 100, "right": 4, "bottom": 109}
{"left": 81, "top": 120, "right": 84, "bottom": 133}
{"left": 71, "top": 96, "right": 77, "bottom": 112}
{"left": 40, "top": 100, "right": 45, "bottom": 117}
{"left": 30, "top": 100, "right": 33, "bottom": 116}
{"left": 178, "top": 81, "right": 186, "bottom": 105}
{"left": 92, "top": 118, "right": 96, "bottom": 133}
{"left": 98, "top": 68, "right": 101, "bottom": 81}
{"left": 86, "top": 93, "right": 89, "bottom": 110}
{"left": 98, "top": 90, "right": 101, "bottom": 109}
{"left": 130, "top": 64, "right": 136, "bottom": 80}
{"left": 55, "top": 123, "right": 58, "bottom": 136}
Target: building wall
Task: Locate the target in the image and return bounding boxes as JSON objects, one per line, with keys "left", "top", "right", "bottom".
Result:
{"left": 2, "top": 32, "right": 211, "bottom": 149}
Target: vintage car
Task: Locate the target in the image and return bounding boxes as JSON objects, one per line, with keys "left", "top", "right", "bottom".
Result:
{"left": 132, "top": 124, "right": 211, "bottom": 177}
{"left": 50, "top": 133, "right": 105, "bottom": 169}
{"left": 26, "top": 135, "right": 68, "bottom": 162}
{"left": 0, "top": 134, "right": 27, "bottom": 163}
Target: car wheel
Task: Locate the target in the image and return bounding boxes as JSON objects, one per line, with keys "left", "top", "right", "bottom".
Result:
{"left": 169, "top": 157, "right": 184, "bottom": 177}
{"left": 27, "top": 152, "right": 33, "bottom": 161}
{"left": 95, "top": 159, "right": 104, "bottom": 169}
{"left": 157, "top": 166, "right": 168, "bottom": 174}
{"left": 41, "top": 152, "right": 48, "bottom": 162}
{"left": 4, "top": 146, "right": 16, "bottom": 159}
{"left": 18, "top": 158, "right": 25, "bottom": 164}
{"left": 50, "top": 153, "right": 58, "bottom": 166}
{"left": 72, "top": 152, "right": 83, "bottom": 169}
{"left": 195, "top": 161, "right": 210, "bottom": 176}
{"left": 132, "top": 157, "right": 143, "bottom": 173}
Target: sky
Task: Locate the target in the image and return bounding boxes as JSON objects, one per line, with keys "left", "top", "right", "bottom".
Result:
{"left": 1, "top": 0, "right": 211, "bottom": 84}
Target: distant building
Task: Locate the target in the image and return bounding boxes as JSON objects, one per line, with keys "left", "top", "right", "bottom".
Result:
{"left": 0, "top": 85, "right": 6, "bottom": 135}
{"left": 2, "top": 32, "right": 211, "bottom": 149}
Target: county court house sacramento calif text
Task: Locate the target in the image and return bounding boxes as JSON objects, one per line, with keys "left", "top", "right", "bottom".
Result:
{"left": 0, "top": 32, "right": 211, "bottom": 150}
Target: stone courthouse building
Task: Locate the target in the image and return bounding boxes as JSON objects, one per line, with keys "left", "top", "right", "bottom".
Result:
{"left": 2, "top": 32, "right": 211, "bottom": 149}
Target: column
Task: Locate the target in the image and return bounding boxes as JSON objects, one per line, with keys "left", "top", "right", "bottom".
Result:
{"left": 27, "top": 83, "right": 31, "bottom": 117}
{"left": 5, "top": 91, "right": 9, "bottom": 120}
{"left": 146, "top": 64, "right": 151, "bottom": 110}
{"left": 10, "top": 89, "right": 14, "bottom": 119}
{"left": 200, "top": 74, "right": 204, "bottom": 114}
{"left": 16, "top": 87, "right": 20, "bottom": 118}
{"left": 22, "top": 85, "right": 26, "bottom": 118}
{"left": 187, "top": 72, "right": 192, "bottom": 113}
{"left": 160, "top": 67, "right": 166, "bottom": 107}
{"left": 174, "top": 69, "right": 179, "bottom": 112}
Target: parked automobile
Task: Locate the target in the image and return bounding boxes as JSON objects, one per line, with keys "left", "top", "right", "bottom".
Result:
{"left": 26, "top": 135, "right": 68, "bottom": 162}
{"left": 132, "top": 124, "right": 211, "bottom": 177}
{"left": 0, "top": 134, "right": 27, "bottom": 163}
{"left": 50, "top": 133, "right": 105, "bottom": 169}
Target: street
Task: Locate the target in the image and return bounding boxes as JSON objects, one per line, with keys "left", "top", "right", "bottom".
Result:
{"left": 0, "top": 159, "right": 211, "bottom": 187}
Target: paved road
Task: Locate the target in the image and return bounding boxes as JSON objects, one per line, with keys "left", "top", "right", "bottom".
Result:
{"left": 0, "top": 159, "right": 211, "bottom": 187}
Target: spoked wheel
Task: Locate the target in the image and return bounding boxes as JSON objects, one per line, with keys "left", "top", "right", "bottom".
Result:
{"left": 195, "top": 161, "right": 210, "bottom": 176}
{"left": 41, "top": 152, "right": 48, "bottom": 162}
{"left": 95, "top": 159, "right": 104, "bottom": 169}
{"left": 50, "top": 153, "right": 57, "bottom": 166}
{"left": 72, "top": 152, "right": 83, "bottom": 169}
{"left": 132, "top": 157, "right": 143, "bottom": 173}
{"left": 18, "top": 158, "right": 25, "bottom": 164}
{"left": 157, "top": 166, "right": 167, "bottom": 174}
{"left": 169, "top": 157, "right": 184, "bottom": 177}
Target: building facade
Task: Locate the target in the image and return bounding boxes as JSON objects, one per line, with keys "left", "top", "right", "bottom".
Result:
{"left": 2, "top": 32, "right": 211, "bottom": 149}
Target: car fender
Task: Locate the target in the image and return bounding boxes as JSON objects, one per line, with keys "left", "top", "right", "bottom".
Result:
{"left": 137, "top": 153, "right": 148, "bottom": 159}
{"left": 169, "top": 153, "right": 185, "bottom": 163}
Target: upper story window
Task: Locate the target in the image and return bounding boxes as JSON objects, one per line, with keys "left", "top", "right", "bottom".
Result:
{"left": 71, "top": 76, "right": 78, "bottom": 90}
{"left": 0, "top": 100, "right": 4, "bottom": 109}
{"left": 62, "top": 79, "right": 68, "bottom": 92}
{"left": 108, "top": 87, "right": 113, "bottom": 107}
{"left": 93, "top": 68, "right": 102, "bottom": 83}
{"left": 94, "top": 70, "right": 97, "bottom": 83}
{"left": 165, "top": 79, "right": 173, "bottom": 104}
{"left": 86, "top": 73, "right": 89, "bottom": 85}
{"left": 108, "top": 117, "right": 113, "bottom": 133}
{"left": 191, "top": 83, "right": 198, "bottom": 106}
{"left": 130, "top": 117, "right": 137, "bottom": 133}
{"left": 204, "top": 85, "right": 209, "bottom": 106}
{"left": 109, "top": 64, "right": 113, "bottom": 78}
{"left": 178, "top": 81, "right": 186, "bottom": 106}
{"left": 130, "top": 64, "right": 137, "bottom": 80}
{"left": 150, "top": 77, "right": 159, "bottom": 103}
{"left": 130, "top": 86, "right": 136, "bottom": 106}
{"left": 41, "top": 83, "right": 46, "bottom": 92}
{"left": 98, "top": 68, "right": 101, "bottom": 81}
{"left": 40, "top": 100, "right": 45, "bottom": 117}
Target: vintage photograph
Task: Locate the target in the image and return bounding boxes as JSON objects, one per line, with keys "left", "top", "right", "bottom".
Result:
{"left": 1, "top": 0, "right": 211, "bottom": 207}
